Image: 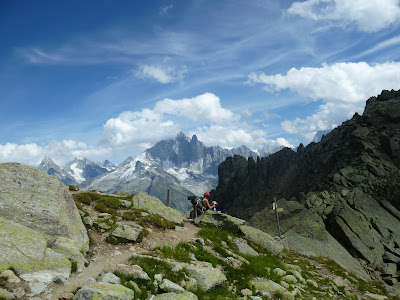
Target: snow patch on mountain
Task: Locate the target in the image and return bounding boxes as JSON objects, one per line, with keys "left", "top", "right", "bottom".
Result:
{"left": 68, "top": 162, "right": 86, "bottom": 184}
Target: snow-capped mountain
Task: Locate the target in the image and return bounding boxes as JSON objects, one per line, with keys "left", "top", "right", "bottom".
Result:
{"left": 100, "top": 160, "right": 117, "bottom": 172}
{"left": 312, "top": 129, "right": 332, "bottom": 143}
{"left": 39, "top": 132, "right": 283, "bottom": 212}
{"left": 147, "top": 132, "right": 259, "bottom": 175}
{"left": 37, "top": 157, "right": 109, "bottom": 186}
{"left": 83, "top": 152, "right": 194, "bottom": 212}
{"left": 37, "top": 157, "right": 77, "bottom": 185}
{"left": 84, "top": 132, "right": 261, "bottom": 212}
{"left": 63, "top": 157, "right": 108, "bottom": 184}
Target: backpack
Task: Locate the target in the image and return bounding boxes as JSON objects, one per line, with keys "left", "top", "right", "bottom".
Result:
{"left": 187, "top": 196, "right": 205, "bottom": 219}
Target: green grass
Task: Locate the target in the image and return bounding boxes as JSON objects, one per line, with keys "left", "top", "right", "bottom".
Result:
{"left": 70, "top": 259, "right": 78, "bottom": 273}
{"left": 68, "top": 185, "right": 79, "bottom": 191}
{"left": 94, "top": 202, "right": 118, "bottom": 215}
{"left": 122, "top": 210, "right": 176, "bottom": 230}
{"left": 313, "top": 256, "right": 390, "bottom": 297}
{"left": 156, "top": 242, "right": 192, "bottom": 263}
{"left": 198, "top": 227, "right": 234, "bottom": 246}
{"left": 124, "top": 256, "right": 187, "bottom": 299}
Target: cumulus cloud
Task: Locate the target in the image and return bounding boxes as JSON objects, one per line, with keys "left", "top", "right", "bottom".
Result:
{"left": 262, "top": 137, "right": 294, "bottom": 150}
{"left": 136, "top": 64, "right": 187, "bottom": 84}
{"left": 154, "top": 93, "right": 239, "bottom": 123}
{"left": 0, "top": 140, "right": 111, "bottom": 167}
{"left": 190, "top": 125, "right": 269, "bottom": 150}
{"left": 288, "top": 0, "right": 400, "bottom": 32}
{"left": 104, "top": 93, "right": 240, "bottom": 149}
{"left": 249, "top": 61, "right": 400, "bottom": 141}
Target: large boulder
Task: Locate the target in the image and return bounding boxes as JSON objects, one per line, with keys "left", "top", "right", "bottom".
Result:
{"left": 131, "top": 192, "right": 183, "bottom": 224}
{"left": 0, "top": 163, "right": 89, "bottom": 275}
{"left": 197, "top": 210, "right": 246, "bottom": 232}
{"left": 250, "top": 278, "right": 294, "bottom": 300}
{"left": 186, "top": 265, "right": 227, "bottom": 291}
{"left": 239, "top": 225, "right": 283, "bottom": 254}
{"left": 0, "top": 216, "right": 71, "bottom": 276}
{"left": 106, "top": 264, "right": 151, "bottom": 280}
{"left": 73, "top": 282, "right": 135, "bottom": 300}
{"left": 109, "top": 223, "right": 144, "bottom": 243}
{"left": 154, "top": 292, "right": 198, "bottom": 300}
{"left": 0, "top": 163, "right": 89, "bottom": 251}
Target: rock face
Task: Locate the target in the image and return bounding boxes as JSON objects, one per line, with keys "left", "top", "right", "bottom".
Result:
{"left": 197, "top": 211, "right": 283, "bottom": 254}
{"left": 213, "top": 89, "right": 400, "bottom": 284}
{"left": 0, "top": 163, "right": 89, "bottom": 274}
{"left": 131, "top": 192, "right": 184, "bottom": 224}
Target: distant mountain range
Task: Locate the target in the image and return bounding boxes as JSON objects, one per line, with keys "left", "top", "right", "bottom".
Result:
{"left": 37, "top": 157, "right": 114, "bottom": 186}
{"left": 37, "top": 132, "right": 283, "bottom": 212}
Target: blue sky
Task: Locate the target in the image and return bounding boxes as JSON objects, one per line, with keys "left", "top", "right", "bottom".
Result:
{"left": 1, "top": 0, "right": 400, "bottom": 166}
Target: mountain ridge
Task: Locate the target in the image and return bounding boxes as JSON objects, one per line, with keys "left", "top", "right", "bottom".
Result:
{"left": 213, "top": 89, "right": 400, "bottom": 287}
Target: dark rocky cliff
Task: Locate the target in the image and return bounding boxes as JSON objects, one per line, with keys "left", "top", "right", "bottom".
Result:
{"left": 213, "top": 89, "right": 400, "bottom": 286}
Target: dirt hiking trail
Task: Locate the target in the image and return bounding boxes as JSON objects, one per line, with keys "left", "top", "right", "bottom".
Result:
{"left": 52, "top": 221, "right": 199, "bottom": 299}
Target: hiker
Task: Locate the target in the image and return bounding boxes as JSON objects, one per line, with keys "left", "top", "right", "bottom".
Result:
{"left": 202, "top": 192, "right": 217, "bottom": 211}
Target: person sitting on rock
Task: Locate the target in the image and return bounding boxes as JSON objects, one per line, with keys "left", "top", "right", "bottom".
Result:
{"left": 202, "top": 192, "right": 217, "bottom": 210}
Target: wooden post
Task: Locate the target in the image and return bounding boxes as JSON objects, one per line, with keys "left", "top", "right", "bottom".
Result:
{"left": 166, "top": 189, "right": 171, "bottom": 207}
{"left": 270, "top": 196, "right": 283, "bottom": 238}
{"left": 274, "top": 196, "right": 282, "bottom": 238}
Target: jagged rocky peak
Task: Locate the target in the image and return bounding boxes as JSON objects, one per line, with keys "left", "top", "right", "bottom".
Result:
{"left": 38, "top": 156, "right": 61, "bottom": 172}
{"left": 101, "top": 159, "right": 116, "bottom": 171}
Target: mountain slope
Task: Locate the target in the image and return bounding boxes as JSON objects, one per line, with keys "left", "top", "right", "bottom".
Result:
{"left": 37, "top": 157, "right": 77, "bottom": 185}
{"left": 83, "top": 153, "right": 194, "bottom": 212}
{"left": 38, "top": 157, "right": 110, "bottom": 186}
{"left": 213, "top": 89, "right": 400, "bottom": 286}
{"left": 147, "top": 132, "right": 259, "bottom": 195}
{"left": 85, "top": 133, "right": 261, "bottom": 212}
{"left": 64, "top": 157, "right": 108, "bottom": 184}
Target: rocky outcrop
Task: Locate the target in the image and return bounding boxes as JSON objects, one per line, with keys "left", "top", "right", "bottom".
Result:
{"left": 108, "top": 223, "right": 144, "bottom": 243}
{"left": 186, "top": 265, "right": 227, "bottom": 291}
{"left": 213, "top": 89, "right": 400, "bottom": 285}
{"left": 154, "top": 292, "right": 198, "bottom": 299}
{"left": 250, "top": 199, "right": 370, "bottom": 279}
{"left": 197, "top": 211, "right": 283, "bottom": 254}
{"left": 0, "top": 163, "right": 89, "bottom": 275}
{"left": 132, "top": 192, "right": 183, "bottom": 224}
{"left": 73, "top": 282, "right": 135, "bottom": 300}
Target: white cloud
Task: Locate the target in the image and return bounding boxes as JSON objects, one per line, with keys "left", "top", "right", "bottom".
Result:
{"left": 355, "top": 35, "right": 400, "bottom": 58}
{"left": 0, "top": 143, "right": 43, "bottom": 166}
{"left": 264, "top": 137, "right": 294, "bottom": 149}
{"left": 154, "top": 93, "right": 239, "bottom": 123}
{"left": 288, "top": 0, "right": 400, "bottom": 32}
{"left": 104, "top": 111, "right": 179, "bottom": 149}
{"left": 242, "top": 109, "right": 252, "bottom": 117}
{"left": 136, "top": 64, "right": 187, "bottom": 84}
{"left": 103, "top": 93, "right": 240, "bottom": 149}
{"left": 191, "top": 125, "right": 268, "bottom": 150}
{"left": 160, "top": 4, "right": 173, "bottom": 15}
{"left": 249, "top": 61, "right": 400, "bottom": 141}
{"left": 264, "top": 111, "right": 281, "bottom": 120}
{"left": 0, "top": 140, "right": 111, "bottom": 167}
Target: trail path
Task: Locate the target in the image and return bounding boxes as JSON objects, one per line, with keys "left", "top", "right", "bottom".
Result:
{"left": 51, "top": 221, "right": 199, "bottom": 299}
